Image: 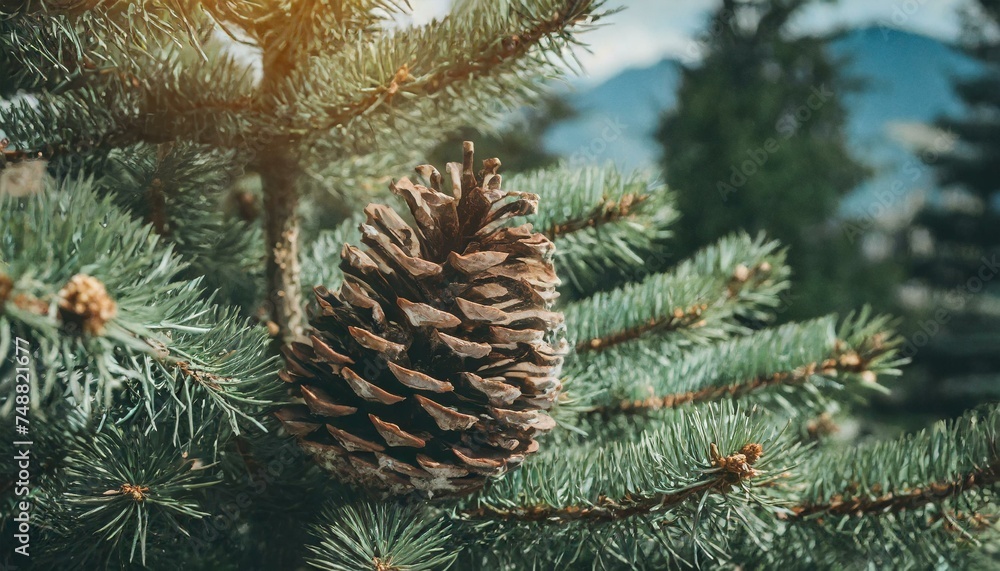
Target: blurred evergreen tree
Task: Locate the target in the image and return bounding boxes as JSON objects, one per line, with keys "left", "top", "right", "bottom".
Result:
{"left": 902, "top": 0, "right": 1000, "bottom": 415}
{"left": 656, "top": 0, "right": 899, "bottom": 321}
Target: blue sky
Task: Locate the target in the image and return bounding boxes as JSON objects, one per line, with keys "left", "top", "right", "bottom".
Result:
{"left": 408, "top": 0, "right": 967, "bottom": 82}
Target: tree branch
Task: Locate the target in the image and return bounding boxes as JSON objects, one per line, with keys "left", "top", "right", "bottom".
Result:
{"left": 546, "top": 193, "right": 649, "bottom": 239}
{"left": 589, "top": 350, "right": 874, "bottom": 415}
{"left": 315, "top": 0, "right": 598, "bottom": 132}
{"left": 461, "top": 480, "right": 719, "bottom": 523}
{"left": 790, "top": 460, "right": 1000, "bottom": 520}
{"left": 575, "top": 305, "right": 706, "bottom": 353}
{"left": 461, "top": 442, "right": 765, "bottom": 524}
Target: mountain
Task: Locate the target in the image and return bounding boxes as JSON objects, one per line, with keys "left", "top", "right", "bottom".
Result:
{"left": 543, "top": 26, "right": 983, "bottom": 216}
{"left": 542, "top": 58, "right": 680, "bottom": 169}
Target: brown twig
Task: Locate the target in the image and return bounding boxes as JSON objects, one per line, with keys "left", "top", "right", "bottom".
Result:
{"left": 461, "top": 443, "right": 764, "bottom": 524}
{"left": 147, "top": 177, "right": 169, "bottom": 236}
{"left": 175, "top": 360, "right": 227, "bottom": 391}
{"left": 316, "top": 0, "right": 597, "bottom": 132}
{"left": 461, "top": 481, "right": 720, "bottom": 523}
{"left": 790, "top": 461, "right": 1000, "bottom": 520}
{"left": 575, "top": 304, "right": 707, "bottom": 353}
{"left": 589, "top": 347, "right": 874, "bottom": 416}
{"left": 546, "top": 194, "right": 649, "bottom": 239}
{"left": 603, "top": 363, "right": 821, "bottom": 415}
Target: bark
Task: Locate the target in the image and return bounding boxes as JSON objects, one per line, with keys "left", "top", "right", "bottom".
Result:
{"left": 261, "top": 155, "right": 304, "bottom": 344}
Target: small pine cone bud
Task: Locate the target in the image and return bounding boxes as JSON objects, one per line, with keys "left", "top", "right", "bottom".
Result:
{"left": 279, "top": 142, "right": 564, "bottom": 497}
{"left": 732, "top": 264, "right": 750, "bottom": 283}
{"left": 739, "top": 442, "right": 763, "bottom": 464}
{"left": 57, "top": 274, "right": 117, "bottom": 336}
{"left": 838, "top": 352, "right": 862, "bottom": 368}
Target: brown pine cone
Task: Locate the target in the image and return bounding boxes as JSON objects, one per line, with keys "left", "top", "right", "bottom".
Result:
{"left": 278, "top": 142, "right": 564, "bottom": 497}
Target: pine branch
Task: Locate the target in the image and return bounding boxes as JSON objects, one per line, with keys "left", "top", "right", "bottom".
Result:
{"left": 306, "top": 500, "right": 457, "bottom": 571}
{"left": 564, "top": 233, "right": 789, "bottom": 355}
{"left": 208, "top": 0, "right": 407, "bottom": 65}
{"left": 461, "top": 470, "right": 754, "bottom": 524}
{"left": 33, "top": 422, "right": 220, "bottom": 568}
{"left": 581, "top": 311, "right": 902, "bottom": 416}
{"left": 0, "top": 87, "right": 128, "bottom": 162}
{"left": 277, "top": 0, "right": 607, "bottom": 173}
{"left": 294, "top": 0, "right": 603, "bottom": 137}
{"left": 505, "top": 165, "right": 676, "bottom": 299}
{"left": 514, "top": 165, "right": 672, "bottom": 237}
{"left": 0, "top": 178, "right": 279, "bottom": 437}
{"left": 547, "top": 193, "right": 650, "bottom": 237}
{"left": 460, "top": 404, "right": 801, "bottom": 525}
{"left": 91, "top": 141, "right": 263, "bottom": 309}
{"left": 738, "top": 405, "right": 1000, "bottom": 569}
{"left": 0, "top": 24, "right": 258, "bottom": 162}
{"left": 787, "top": 404, "right": 1000, "bottom": 522}
{"left": 791, "top": 460, "right": 1000, "bottom": 519}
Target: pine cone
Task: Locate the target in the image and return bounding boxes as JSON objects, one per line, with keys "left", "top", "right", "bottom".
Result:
{"left": 278, "top": 142, "right": 564, "bottom": 497}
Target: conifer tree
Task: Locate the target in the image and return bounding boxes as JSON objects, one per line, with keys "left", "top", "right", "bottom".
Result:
{"left": 656, "top": 0, "right": 897, "bottom": 320}
{"left": 0, "top": 2, "right": 998, "bottom": 570}
{"left": 905, "top": 0, "right": 1000, "bottom": 414}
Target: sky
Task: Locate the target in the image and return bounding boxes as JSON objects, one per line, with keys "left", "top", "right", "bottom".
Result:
{"left": 406, "top": 0, "right": 968, "bottom": 83}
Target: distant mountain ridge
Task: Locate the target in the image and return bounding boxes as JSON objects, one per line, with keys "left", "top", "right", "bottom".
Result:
{"left": 543, "top": 26, "right": 982, "bottom": 216}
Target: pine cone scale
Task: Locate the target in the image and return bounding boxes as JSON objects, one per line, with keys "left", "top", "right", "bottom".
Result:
{"left": 397, "top": 298, "right": 461, "bottom": 328}
{"left": 414, "top": 394, "right": 480, "bottom": 430}
{"left": 300, "top": 385, "right": 357, "bottom": 417}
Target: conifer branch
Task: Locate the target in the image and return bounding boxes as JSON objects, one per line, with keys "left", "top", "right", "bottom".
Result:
{"left": 586, "top": 311, "right": 899, "bottom": 415}
{"left": 546, "top": 193, "right": 649, "bottom": 238}
{"left": 463, "top": 443, "right": 764, "bottom": 523}
{"left": 513, "top": 166, "right": 670, "bottom": 236}
{"left": 565, "top": 233, "right": 789, "bottom": 355}
{"left": 605, "top": 360, "right": 850, "bottom": 415}
{"left": 789, "top": 460, "right": 1000, "bottom": 519}
{"left": 1, "top": 180, "right": 279, "bottom": 434}
{"left": 784, "top": 404, "right": 1000, "bottom": 524}
{"left": 506, "top": 165, "right": 676, "bottom": 298}
{"left": 461, "top": 479, "right": 723, "bottom": 523}
{"left": 309, "top": 0, "right": 600, "bottom": 134}
{"left": 575, "top": 305, "right": 707, "bottom": 353}
{"left": 462, "top": 404, "right": 801, "bottom": 529}
{"left": 306, "top": 500, "right": 457, "bottom": 571}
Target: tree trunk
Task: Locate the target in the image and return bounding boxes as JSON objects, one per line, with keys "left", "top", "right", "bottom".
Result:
{"left": 261, "top": 157, "right": 304, "bottom": 344}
